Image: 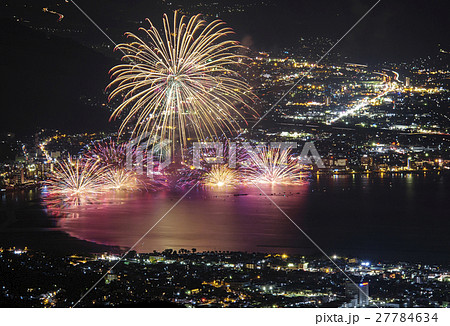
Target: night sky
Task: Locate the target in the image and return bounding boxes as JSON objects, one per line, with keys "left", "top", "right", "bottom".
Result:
{"left": 1, "top": 0, "right": 449, "bottom": 134}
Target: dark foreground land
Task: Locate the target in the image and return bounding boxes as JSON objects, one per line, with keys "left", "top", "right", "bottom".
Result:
{"left": 1, "top": 248, "right": 448, "bottom": 308}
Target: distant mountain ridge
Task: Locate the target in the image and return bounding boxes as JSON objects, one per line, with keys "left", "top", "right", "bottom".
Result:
{"left": 1, "top": 19, "right": 118, "bottom": 134}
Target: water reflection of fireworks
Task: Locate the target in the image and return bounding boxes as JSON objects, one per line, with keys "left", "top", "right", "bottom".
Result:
{"left": 44, "top": 142, "right": 309, "bottom": 215}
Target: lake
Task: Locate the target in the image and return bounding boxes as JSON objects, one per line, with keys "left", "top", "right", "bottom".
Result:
{"left": 1, "top": 173, "right": 449, "bottom": 263}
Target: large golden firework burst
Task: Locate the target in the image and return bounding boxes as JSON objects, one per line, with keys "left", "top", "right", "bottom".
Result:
{"left": 108, "top": 12, "right": 255, "bottom": 148}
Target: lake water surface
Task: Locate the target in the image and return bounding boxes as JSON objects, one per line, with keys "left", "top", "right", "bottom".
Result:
{"left": 1, "top": 174, "right": 449, "bottom": 263}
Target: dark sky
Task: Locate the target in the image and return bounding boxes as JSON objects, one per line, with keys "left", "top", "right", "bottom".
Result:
{"left": 219, "top": 0, "right": 450, "bottom": 61}
{"left": 3, "top": 0, "right": 449, "bottom": 60}
{"left": 1, "top": 0, "right": 449, "bottom": 134}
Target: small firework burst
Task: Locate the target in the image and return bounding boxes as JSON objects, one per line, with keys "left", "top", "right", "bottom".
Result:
{"left": 103, "top": 167, "right": 140, "bottom": 191}
{"left": 83, "top": 140, "right": 128, "bottom": 168}
{"left": 245, "top": 146, "right": 305, "bottom": 185}
{"left": 203, "top": 164, "right": 239, "bottom": 187}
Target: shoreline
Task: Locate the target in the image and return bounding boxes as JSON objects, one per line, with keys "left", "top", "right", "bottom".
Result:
{"left": 313, "top": 169, "right": 449, "bottom": 176}
{"left": 1, "top": 169, "right": 448, "bottom": 193}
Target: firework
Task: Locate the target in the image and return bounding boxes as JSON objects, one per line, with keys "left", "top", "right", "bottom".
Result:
{"left": 83, "top": 138, "right": 174, "bottom": 191}
{"left": 108, "top": 12, "right": 255, "bottom": 148}
{"left": 203, "top": 164, "right": 239, "bottom": 187}
{"left": 103, "top": 167, "right": 140, "bottom": 191}
{"left": 83, "top": 140, "right": 128, "bottom": 168}
{"left": 245, "top": 146, "right": 305, "bottom": 185}
{"left": 46, "top": 158, "right": 106, "bottom": 196}
{"left": 44, "top": 158, "right": 104, "bottom": 212}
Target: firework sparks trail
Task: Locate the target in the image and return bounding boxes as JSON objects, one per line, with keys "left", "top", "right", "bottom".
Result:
{"left": 108, "top": 12, "right": 256, "bottom": 149}
{"left": 83, "top": 140, "right": 128, "bottom": 168}
{"left": 42, "top": 8, "right": 64, "bottom": 22}
{"left": 203, "top": 164, "right": 239, "bottom": 187}
{"left": 173, "top": 139, "right": 248, "bottom": 188}
{"left": 245, "top": 146, "right": 306, "bottom": 185}
{"left": 43, "top": 158, "right": 107, "bottom": 212}
{"left": 102, "top": 167, "right": 140, "bottom": 191}
{"left": 83, "top": 140, "right": 161, "bottom": 190}
{"left": 46, "top": 158, "right": 107, "bottom": 196}
{"left": 44, "top": 159, "right": 144, "bottom": 213}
